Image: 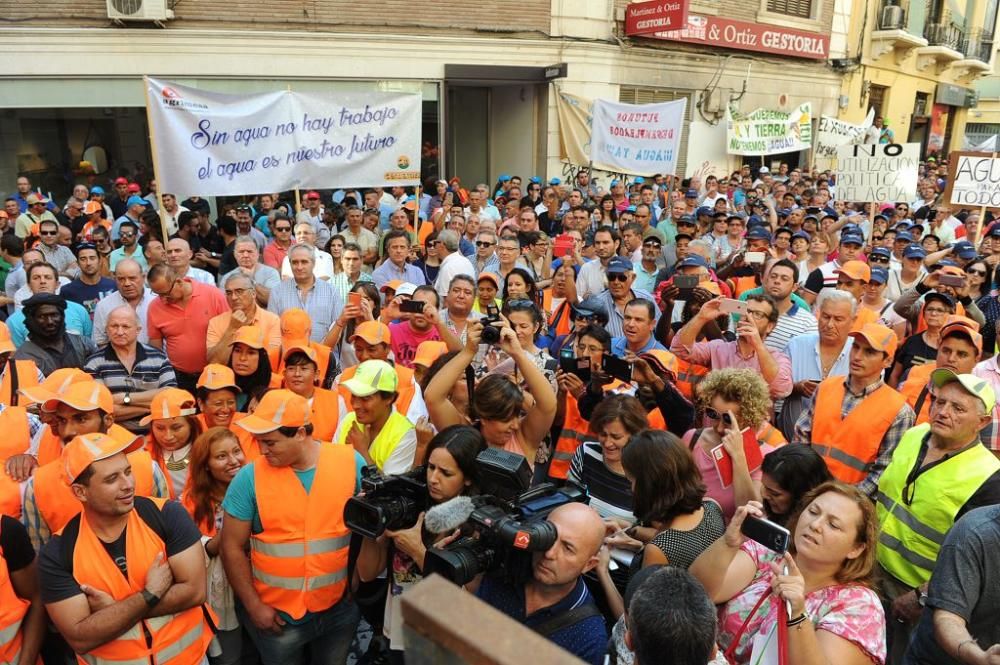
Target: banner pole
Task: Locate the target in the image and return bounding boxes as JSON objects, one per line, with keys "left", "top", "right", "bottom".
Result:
{"left": 415, "top": 184, "right": 422, "bottom": 240}
{"left": 295, "top": 189, "right": 302, "bottom": 215}
{"left": 974, "top": 150, "right": 997, "bottom": 246}
{"left": 142, "top": 76, "right": 170, "bottom": 243}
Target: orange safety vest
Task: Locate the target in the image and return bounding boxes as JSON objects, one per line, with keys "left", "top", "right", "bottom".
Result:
{"left": 544, "top": 293, "right": 574, "bottom": 338}
{"left": 34, "top": 425, "right": 155, "bottom": 536}
{"left": 179, "top": 490, "right": 218, "bottom": 539}
{"left": 0, "top": 407, "right": 32, "bottom": 519}
{"left": 35, "top": 425, "right": 62, "bottom": 467}
{"left": 0, "top": 520, "right": 33, "bottom": 665}
{"left": 898, "top": 362, "right": 936, "bottom": 425}
{"left": 0, "top": 360, "right": 39, "bottom": 407}
{"left": 758, "top": 422, "right": 788, "bottom": 448}
{"left": 850, "top": 306, "right": 880, "bottom": 332}
{"left": 810, "top": 377, "right": 906, "bottom": 484}
{"left": 304, "top": 388, "right": 340, "bottom": 443}
{"left": 251, "top": 443, "right": 354, "bottom": 619}
{"left": 338, "top": 363, "right": 416, "bottom": 418}
{"left": 68, "top": 497, "right": 214, "bottom": 665}
{"left": 674, "top": 358, "right": 709, "bottom": 401}
{"left": 730, "top": 275, "right": 758, "bottom": 298}
{"left": 197, "top": 413, "right": 261, "bottom": 462}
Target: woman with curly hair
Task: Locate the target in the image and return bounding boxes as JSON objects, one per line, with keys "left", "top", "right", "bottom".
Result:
{"left": 682, "top": 368, "right": 778, "bottom": 520}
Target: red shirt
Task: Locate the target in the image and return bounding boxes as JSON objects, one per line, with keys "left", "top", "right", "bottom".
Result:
{"left": 146, "top": 279, "right": 229, "bottom": 374}
{"left": 263, "top": 241, "right": 290, "bottom": 270}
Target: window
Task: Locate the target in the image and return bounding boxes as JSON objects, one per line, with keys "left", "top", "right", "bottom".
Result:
{"left": 868, "top": 84, "right": 888, "bottom": 119}
{"left": 618, "top": 86, "right": 692, "bottom": 177}
{"left": 766, "top": 0, "right": 813, "bottom": 18}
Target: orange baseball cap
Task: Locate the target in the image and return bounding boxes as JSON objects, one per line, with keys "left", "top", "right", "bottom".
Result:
{"left": 43, "top": 381, "right": 115, "bottom": 415}
{"left": 0, "top": 322, "right": 14, "bottom": 355}
{"left": 641, "top": 350, "right": 680, "bottom": 378}
{"left": 848, "top": 322, "right": 898, "bottom": 357}
{"left": 280, "top": 308, "right": 312, "bottom": 340}
{"left": 940, "top": 319, "right": 983, "bottom": 355}
{"left": 413, "top": 341, "right": 448, "bottom": 369}
{"left": 836, "top": 260, "right": 871, "bottom": 282}
{"left": 942, "top": 314, "right": 980, "bottom": 332}
{"left": 197, "top": 364, "right": 241, "bottom": 392}
{"left": 380, "top": 279, "right": 404, "bottom": 294}
{"left": 236, "top": 389, "right": 310, "bottom": 434}
{"left": 230, "top": 325, "right": 266, "bottom": 350}
{"left": 283, "top": 340, "right": 318, "bottom": 364}
{"left": 84, "top": 201, "right": 103, "bottom": 215}
{"left": 19, "top": 368, "right": 93, "bottom": 406}
{"left": 139, "top": 388, "right": 198, "bottom": 426}
{"left": 698, "top": 280, "right": 722, "bottom": 296}
{"left": 349, "top": 321, "right": 391, "bottom": 347}
{"left": 62, "top": 432, "right": 144, "bottom": 485}
{"left": 477, "top": 273, "right": 500, "bottom": 289}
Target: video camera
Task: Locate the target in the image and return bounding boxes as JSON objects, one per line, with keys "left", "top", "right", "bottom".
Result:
{"left": 343, "top": 465, "right": 429, "bottom": 539}
{"left": 422, "top": 448, "right": 589, "bottom": 586}
{"left": 480, "top": 303, "right": 504, "bottom": 345}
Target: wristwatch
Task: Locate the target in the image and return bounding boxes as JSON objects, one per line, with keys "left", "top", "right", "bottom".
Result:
{"left": 141, "top": 589, "right": 160, "bottom": 608}
{"left": 123, "top": 393, "right": 132, "bottom": 405}
{"left": 914, "top": 587, "right": 928, "bottom": 607}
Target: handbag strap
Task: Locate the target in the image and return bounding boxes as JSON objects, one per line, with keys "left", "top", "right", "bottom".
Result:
{"left": 724, "top": 588, "right": 789, "bottom": 665}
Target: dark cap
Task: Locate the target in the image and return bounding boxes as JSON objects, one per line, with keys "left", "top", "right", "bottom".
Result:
{"left": 676, "top": 255, "right": 709, "bottom": 270}
{"left": 746, "top": 227, "right": 772, "bottom": 242}
{"left": 573, "top": 296, "right": 609, "bottom": 324}
{"left": 23, "top": 292, "right": 67, "bottom": 313}
{"left": 606, "top": 256, "right": 633, "bottom": 274}
{"left": 677, "top": 214, "right": 696, "bottom": 226}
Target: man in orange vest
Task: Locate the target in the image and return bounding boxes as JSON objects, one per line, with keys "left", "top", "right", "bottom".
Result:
{"left": 20, "top": 381, "right": 168, "bottom": 552}
{"left": 334, "top": 320, "right": 428, "bottom": 424}
{"left": 280, "top": 343, "right": 344, "bottom": 442}
{"left": 834, "top": 260, "right": 880, "bottom": 331}
{"left": 0, "top": 510, "right": 45, "bottom": 665}
{"left": 40, "top": 432, "right": 214, "bottom": 665}
{"left": 220, "top": 389, "right": 362, "bottom": 665}
{"left": 792, "top": 322, "right": 916, "bottom": 496}
{"left": 898, "top": 316, "right": 982, "bottom": 425}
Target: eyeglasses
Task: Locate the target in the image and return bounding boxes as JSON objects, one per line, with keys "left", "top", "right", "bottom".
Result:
{"left": 745, "top": 309, "right": 771, "bottom": 321}
{"left": 643, "top": 241, "right": 662, "bottom": 248}
{"left": 607, "top": 273, "right": 630, "bottom": 282}
{"left": 224, "top": 287, "right": 252, "bottom": 298}
{"left": 39, "top": 230, "right": 57, "bottom": 236}
{"left": 924, "top": 307, "right": 950, "bottom": 315}
{"left": 704, "top": 408, "right": 735, "bottom": 426}
{"left": 872, "top": 235, "right": 884, "bottom": 241}
{"left": 119, "top": 232, "right": 136, "bottom": 239}
{"left": 476, "top": 241, "right": 496, "bottom": 248}
{"left": 868, "top": 255, "right": 890, "bottom": 264}
{"left": 275, "top": 226, "right": 292, "bottom": 232}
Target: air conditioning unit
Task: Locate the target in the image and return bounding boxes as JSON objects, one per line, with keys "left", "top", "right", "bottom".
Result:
{"left": 106, "top": 0, "right": 174, "bottom": 22}
{"left": 880, "top": 4, "right": 904, "bottom": 30}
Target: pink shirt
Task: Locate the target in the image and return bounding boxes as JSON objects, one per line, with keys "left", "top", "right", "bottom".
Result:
{"left": 682, "top": 428, "right": 774, "bottom": 522}
{"left": 146, "top": 279, "right": 229, "bottom": 374}
{"left": 389, "top": 322, "right": 441, "bottom": 368}
{"left": 670, "top": 336, "right": 793, "bottom": 399}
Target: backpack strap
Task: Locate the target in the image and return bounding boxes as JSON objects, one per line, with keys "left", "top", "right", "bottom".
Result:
{"left": 530, "top": 602, "right": 602, "bottom": 639}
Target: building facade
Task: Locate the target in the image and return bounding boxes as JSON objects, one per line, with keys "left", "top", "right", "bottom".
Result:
{"left": 3, "top": 0, "right": 847, "bottom": 202}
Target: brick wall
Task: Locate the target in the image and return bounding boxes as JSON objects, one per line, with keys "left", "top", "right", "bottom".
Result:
{"left": 3, "top": 0, "right": 551, "bottom": 34}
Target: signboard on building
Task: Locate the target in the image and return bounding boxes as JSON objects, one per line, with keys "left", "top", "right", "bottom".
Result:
{"left": 943, "top": 151, "right": 1000, "bottom": 208}
{"left": 144, "top": 77, "right": 421, "bottom": 198}
{"left": 815, "top": 109, "right": 875, "bottom": 159}
{"left": 590, "top": 97, "right": 687, "bottom": 175}
{"left": 624, "top": 0, "right": 689, "bottom": 36}
{"left": 835, "top": 143, "right": 920, "bottom": 203}
{"left": 936, "top": 83, "right": 976, "bottom": 108}
{"left": 638, "top": 14, "right": 829, "bottom": 60}
{"left": 726, "top": 103, "right": 812, "bottom": 156}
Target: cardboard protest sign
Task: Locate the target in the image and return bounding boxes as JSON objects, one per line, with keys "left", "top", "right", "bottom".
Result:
{"left": 145, "top": 77, "right": 421, "bottom": 197}
{"left": 834, "top": 143, "right": 920, "bottom": 203}
{"left": 943, "top": 151, "right": 1000, "bottom": 209}
{"left": 726, "top": 103, "right": 812, "bottom": 156}
{"left": 590, "top": 98, "right": 687, "bottom": 175}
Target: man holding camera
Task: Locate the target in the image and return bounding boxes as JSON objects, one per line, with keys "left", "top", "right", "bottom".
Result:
{"left": 221, "top": 389, "right": 364, "bottom": 665}
{"left": 475, "top": 502, "right": 609, "bottom": 665}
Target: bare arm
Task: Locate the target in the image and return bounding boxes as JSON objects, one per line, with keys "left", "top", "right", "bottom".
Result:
{"left": 514, "top": 348, "right": 557, "bottom": 455}
{"left": 356, "top": 536, "right": 390, "bottom": 584}
{"left": 933, "top": 608, "right": 996, "bottom": 664}
{"left": 424, "top": 325, "right": 481, "bottom": 430}
{"left": 11, "top": 562, "right": 45, "bottom": 665}
{"left": 219, "top": 513, "right": 261, "bottom": 614}
{"left": 147, "top": 541, "right": 207, "bottom": 617}
{"left": 688, "top": 504, "right": 760, "bottom": 603}
{"left": 46, "top": 592, "right": 148, "bottom": 655}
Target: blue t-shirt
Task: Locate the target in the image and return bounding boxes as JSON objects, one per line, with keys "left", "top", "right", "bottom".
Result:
{"left": 7, "top": 300, "right": 93, "bottom": 347}
{"left": 221, "top": 450, "right": 366, "bottom": 624}
{"left": 610, "top": 335, "right": 667, "bottom": 358}
{"left": 59, "top": 278, "right": 117, "bottom": 318}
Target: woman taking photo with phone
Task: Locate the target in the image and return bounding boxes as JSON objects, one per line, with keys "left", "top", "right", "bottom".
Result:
{"left": 689, "top": 483, "right": 886, "bottom": 665}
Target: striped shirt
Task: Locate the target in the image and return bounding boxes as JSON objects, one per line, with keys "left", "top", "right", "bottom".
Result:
{"left": 83, "top": 343, "right": 177, "bottom": 431}
{"left": 267, "top": 278, "right": 344, "bottom": 343}
{"left": 567, "top": 442, "right": 634, "bottom": 522}
{"left": 766, "top": 304, "right": 818, "bottom": 354}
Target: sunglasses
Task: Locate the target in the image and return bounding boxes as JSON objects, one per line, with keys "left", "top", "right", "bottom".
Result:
{"left": 119, "top": 232, "right": 136, "bottom": 239}
{"left": 607, "top": 273, "right": 630, "bottom": 282}
{"left": 39, "top": 230, "right": 57, "bottom": 236}
{"left": 704, "top": 408, "right": 735, "bottom": 426}
{"left": 872, "top": 235, "right": 884, "bottom": 241}
{"left": 868, "top": 255, "right": 890, "bottom": 263}
{"left": 275, "top": 226, "right": 292, "bottom": 232}
{"left": 476, "top": 241, "right": 495, "bottom": 248}
{"left": 643, "top": 240, "right": 662, "bottom": 247}
{"left": 968, "top": 268, "right": 987, "bottom": 276}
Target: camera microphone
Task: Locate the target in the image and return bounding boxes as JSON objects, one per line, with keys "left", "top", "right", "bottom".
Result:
{"left": 424, "top": 495, "right": 477, "bottom": 534}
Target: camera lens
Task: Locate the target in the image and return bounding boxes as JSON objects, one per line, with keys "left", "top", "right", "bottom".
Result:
{"left": 481, "top": 324, "right": 501, "bottom": 345}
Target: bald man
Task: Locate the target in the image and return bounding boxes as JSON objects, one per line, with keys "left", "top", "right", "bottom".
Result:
{"left": 165, "top": 237, "right": 214, "bottom": 285}
{"left": 476, "top": 502, "right": 608, "bottom": 665}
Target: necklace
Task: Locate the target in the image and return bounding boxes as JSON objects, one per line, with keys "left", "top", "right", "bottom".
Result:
{"left": 165, "top": 444, "right": 192, "bottom": 471}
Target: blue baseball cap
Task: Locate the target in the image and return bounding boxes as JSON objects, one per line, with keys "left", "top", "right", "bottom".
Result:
{"left": 676, "top": 255, "right": 709, "bottom": 270}
{"left": 549, "top": 177, "right": 561, "bottom": 186}
{"left": 529, "top": 176, "right": 541, "bottom": 184}
{"left": 988, "top": 225, "right": 1000, "bottom": 238}
{"left": 873, "top": 214, "right": 889, "bottom": 222}
{"left": 953, "top": 240, "right": 977, "bottom": 260}
{"left": 606, "top": 256, "right": 633, "bottom": 274}
{"left": 869, "top": 267, "right": 889, "bottom": 284}
{"left": 89, "top": 186, "right": 105, "bottom": 196}
{"left": 610, "top": 179, "right": 621, "bottom": 187}
{"left": 842, "top": 223, "right": 864, "bottom": 236}
{"left": 746, "top": 227, "right": 772, "bottom": 241}
{"left": 840, "top": 233, "right": 864, "bottom": 246}
{"left": 626, "top": 205, "right": 637, "bottom": 213}
{"left": 498, "top": 174, "right": 511, "bottom": 182}
{"left": 696, "top": 206, "right": 714, "bottom": 217}
{"left": 677, "top": 214, "right": 697, "bottom": 226}
{"left": 895, "top": 232, "right": 915, "bottom": 243}
{"left": 792, "top": 230, "right": 812, "bottom": 242}
{"left": 777, "top": 208, "right": 791, "bottom": 218}
{"left": 685, "top": 189, "right": 699, "bottom": 198}
{"left": 870, "top": 247, "right": 892, "bottom": 260}
{"left": 634, "top": 177, "right": 645, "bottom": 184}
{"left": 894, "top": 221, "right": 913, "bottom": 230}
{"left": 746, "top": 215, "right": 764, "bottom": 227}
{"left": 126, "top": 195, "right": 149, "bottom": 208}
{"left": 904, "top": 245, "right": 927, "bottom": 259}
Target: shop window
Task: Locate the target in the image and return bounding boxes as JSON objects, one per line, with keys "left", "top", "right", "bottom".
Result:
{"left": 618, "top": 86, "right": 692, "bottom": 178}
{"left": 766, "top": 0, "right": 814, "bottom": 18}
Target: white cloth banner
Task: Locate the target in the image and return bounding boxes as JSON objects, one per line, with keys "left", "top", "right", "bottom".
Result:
{"left": 144, "top": 77, "right": 422, "bottom": 197}
{"left": 726, "top": 103, "right": 812, "bottom": 156}
{"left": 589, "top": 98, "right": 687, "bottom": 176}
{"left": 816, "top": 108, "right": 874, "bottom": 159}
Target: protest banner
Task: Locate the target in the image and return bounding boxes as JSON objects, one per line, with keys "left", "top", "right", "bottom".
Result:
{"left": 555, "top": 90, "right": 593, "bottom": 167}
{"left": 943, "top": 151, "right": 1000, "bottom": 208}
{"left": 834, "top": 143, "right": 920, "bottom": 203}
{"left": 726, "top": 104, "right": 812, "bottom": 156}
{"left": 590, "top": 98, "right": 687, "bottom": 176}
{"left": 815, "top": 109, "right": 874, "bottom": 160}
{"left": 144, "top": 77, "right": 421, "bottom": 198}
{"left": 624, "top": 0, "right": 689, "bottom": 36}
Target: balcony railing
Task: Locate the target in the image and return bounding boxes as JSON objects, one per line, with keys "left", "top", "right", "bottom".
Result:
{"left": 924, "top": 11, "right": 965, "bottom": 49}
{"left": 961, "top": 29, "right": 995, "bottom": 62}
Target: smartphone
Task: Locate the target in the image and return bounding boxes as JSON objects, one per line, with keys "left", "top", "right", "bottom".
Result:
{"left": 674, "top": 274, "right": 699, "bottom": 290}
{"left": 741, "top": 515, "right": 791, "bottom": 554}
{"left": 601, "top": 353, "right": 633, "bottom": 383}
{"left": 719, "top": 298, "right": 748, "bottom": 316}
{"left": 938, "top": 274, "right": 966, "bottom": 288}
{"left": 400, "top": 299, "right": 426, "bottom": 314}
{"left": 348, "top": 292, "right": 362, "bottom": 309}
{"left": 745, "top": 251, "right": 766, "bottom": 264}
{"left": 559, "top": 351, "right": 592, "bottom": 383}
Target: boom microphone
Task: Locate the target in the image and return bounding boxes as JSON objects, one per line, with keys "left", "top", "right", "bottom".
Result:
{"left": 424, "top": 495, "right": 477, "bottom": 534}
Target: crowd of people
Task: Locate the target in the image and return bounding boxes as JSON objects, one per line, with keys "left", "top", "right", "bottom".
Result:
{"left": 0, "top": 161, "right": 998, "bottom": 665}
